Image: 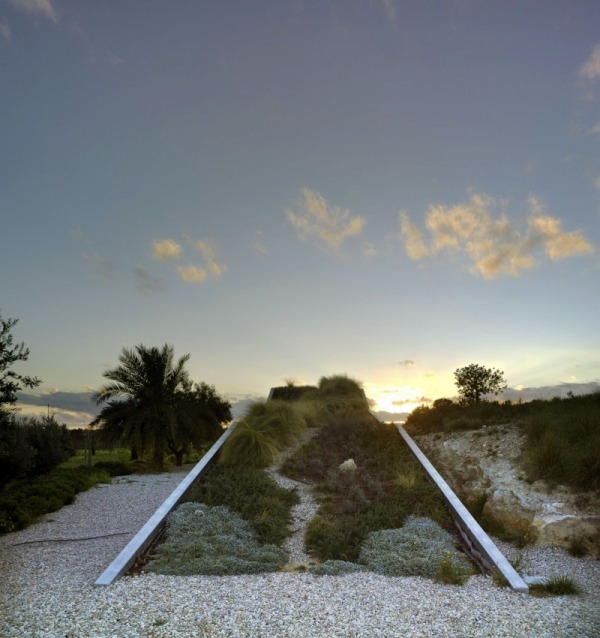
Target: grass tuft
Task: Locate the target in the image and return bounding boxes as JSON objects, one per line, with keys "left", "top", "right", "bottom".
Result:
{"left": 529, "top": 575, "right": 582, "bottom": 596}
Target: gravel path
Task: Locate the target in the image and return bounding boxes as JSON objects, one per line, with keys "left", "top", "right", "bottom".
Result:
{"left": 1, "top": 465, "right": 599, "bottom": 637}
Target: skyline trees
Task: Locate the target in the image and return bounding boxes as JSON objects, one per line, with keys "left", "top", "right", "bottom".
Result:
{"left": 92, "top": 344, "right": 231, "bottom": 468}
{"left": 0, "top": 311, "right": 41, "bottom": 412}
{"left": 454, "top": 363, "right": 507, "bottom": 405}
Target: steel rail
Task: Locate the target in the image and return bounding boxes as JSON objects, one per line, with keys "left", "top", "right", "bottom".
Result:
{"left": 94, "top": 421, "right": 239, "bottom": 586}
{"left": 397, "top": 424, "right": 529, "bottom": 593}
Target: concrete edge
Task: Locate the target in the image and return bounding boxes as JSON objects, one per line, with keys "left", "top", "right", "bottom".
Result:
{"left": 397, "top": 425, "right": 529, "bottom": 594}
{"left": 94, "top": 421, "right": 239, "bottom": 586}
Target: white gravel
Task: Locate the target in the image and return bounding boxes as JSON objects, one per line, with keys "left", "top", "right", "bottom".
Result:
{"left": 1, "top": 466, "right": 599, "bottom": 637}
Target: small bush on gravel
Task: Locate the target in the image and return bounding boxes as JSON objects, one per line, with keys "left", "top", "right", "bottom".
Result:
{"left": 358, "top": 516, "right": 473, "bottom": 581}
{"left": 529, "top": 575, "right": 582, "bottom": 596}
{"left": 144, "top": 503, "right": 288, "bottom": 576}
{"left": 186, "top": 465, "right": 299, "bottom": 545}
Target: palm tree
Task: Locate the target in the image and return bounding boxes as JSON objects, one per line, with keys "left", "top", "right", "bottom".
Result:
{"left": 92, "top": 344, "right": 220, "bottom": 468}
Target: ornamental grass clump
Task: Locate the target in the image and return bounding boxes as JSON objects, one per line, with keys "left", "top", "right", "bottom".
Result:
{"left": 359, "top": 516, "right": 473, "bottom": 581}
{"left": 144, "top": 503, "right": 287, "bottom": 576}
{"left": 219, "top": 400, "right": 307, "bottom": 467}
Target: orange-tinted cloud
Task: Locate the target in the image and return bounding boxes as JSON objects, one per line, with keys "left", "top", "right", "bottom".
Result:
{"left": 400, "top": 193, "right": 593, "bottom": 278}
{"left": 287, "top": 188, "right": 366, "bottom": 250}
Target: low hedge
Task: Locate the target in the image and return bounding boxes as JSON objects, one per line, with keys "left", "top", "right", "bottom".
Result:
{"left": 0, "top": 464, "right": 127, "bottom": 535}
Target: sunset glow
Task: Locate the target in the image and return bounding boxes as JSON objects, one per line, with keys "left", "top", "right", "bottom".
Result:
{"left": 2, "top": 2, "right": 599, "bottom": 426}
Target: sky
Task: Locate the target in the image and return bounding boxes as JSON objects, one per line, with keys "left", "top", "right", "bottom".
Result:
{"left": 1, "top": 0, "right": 599, "bottom": 426}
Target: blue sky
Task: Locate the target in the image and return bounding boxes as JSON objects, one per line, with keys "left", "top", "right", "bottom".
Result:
{"left": 1, "top": 0, "right": 599, "bottom": 425}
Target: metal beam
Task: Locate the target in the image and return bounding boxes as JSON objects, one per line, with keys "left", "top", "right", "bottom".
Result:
{"left": 94, "top": 422, "right": 238, "bottom": 586}
{"left": 397, "top": 425, "right": 529, "bottom": 594}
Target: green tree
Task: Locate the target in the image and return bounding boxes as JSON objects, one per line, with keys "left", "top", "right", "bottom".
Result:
{"left": 92, "top": 344, "right": 226, "bottom": 468}
{"left": 454, "top": 363, "right": 507, "bottom": 405}
{"left": 0, "top": 312, "right": 41, "bottom": 411}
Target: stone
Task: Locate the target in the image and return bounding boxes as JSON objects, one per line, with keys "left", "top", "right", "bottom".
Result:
{"left": 416, "top": 424, "right": 600, "bottom": 551}
{"left": 338, "top": 459, "right": 357, "bottom": 472}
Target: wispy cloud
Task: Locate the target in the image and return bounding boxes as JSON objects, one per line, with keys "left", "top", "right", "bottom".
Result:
{"left": 399, "top": 359, "right": 415, "bottom": 367}
{"left": 0, "top": 19, "right": 11, "bottom": 40}
{"left": 591, "top": 122, "right": 600, "bottom": 136}
{"left": 152, "top": 239, "right": 182, "bottom": 261}
{"left": 176, "top": 265, "right": 209, "bottom": 284}
{"left": 134, "top": 267, "right": 164, "bottom": 294}
{"left": 363, "top": 242, "right": 377, "bottom": 258}
{"left": 379, "top": 0, "right": 397, "bottom": 21}
{"left": 252, "top": 230, "right": 268, "bottom": 255}
{"left": 107, "top": 51, "right": 124, "bottom": 66}
{"left": 8, "top": 0, "right": 57, "bottom": 22}
{"left": 579, "top": 43, "right": 600, "bottom": 80}
{"left": 187, "top": 238, "right": 226, "bottom": 277}
{"left": 400, "top": 193, "right": 594, "bottom": 278}
{"left": 82, "top": 252, "right": 116, "bottom": 280}
{"left": 287, "top": 187, "right": 366, "bottom": 250}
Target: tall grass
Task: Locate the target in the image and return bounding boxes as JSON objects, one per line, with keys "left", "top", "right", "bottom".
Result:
{"left": 405, "top": 392, "right": 600, "bottom": 491}
{"left": 219, "top": 400, "right": 307, "bottom": 467}
{"left": 523, "top": 393, "right": 600, "bottom": 490}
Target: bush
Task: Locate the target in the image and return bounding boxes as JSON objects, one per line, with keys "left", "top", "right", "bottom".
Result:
{"left": 186, "top": 465, "right": 299, "bottom": 546}
{"left": 0, "top": 466, "right": 111, "bottom": 534}
{"left": 0, "top": 414, "right": 74, "bottom": 488}
{"left": 523, "top": 393, "right": 600, "bottom": 490}
{"left": 92, "top": 461, "right": 132, "bottom": 476}
{"left": 0, "top": 416, "right": 35, "bottom": 488}
{"left": 144, "top": 503, "right": 288, "bottom": 576}
{"left": 359, "top": 517, "right": 473, "bottom": 581}
{"left": 317, "top": 375, "right": 369, "bottom": 412}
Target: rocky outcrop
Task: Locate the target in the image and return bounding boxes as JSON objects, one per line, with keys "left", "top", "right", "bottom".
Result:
{"left": 416, "top": 424, "right": 600, "bottom": 551}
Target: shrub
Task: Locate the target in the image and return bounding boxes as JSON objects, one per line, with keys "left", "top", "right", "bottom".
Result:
{"left": 359, "top": 516, "right": 473, "bottom": 580}
{"left": 144, "top": 503, "right": 287, "bottom": 576}
{"left": 523, "top": 392, "right": 600, "bottom": 490}
{"left": 0, "top": 416, "right": 35, "bottom": 488}
{"left": 317, "top": 375, "right": 369, "bottom": 412}
{"left": 92, "top": 461, "right": 132, "bottom": 476}
{"left": 0, "top": 466, "right": 111, "bottom": 534}
{"left": 186, "top": 465, "right": 299, "bottom": 545}
{"left": 435, "top": 552, "right": 473, "bottom": 585}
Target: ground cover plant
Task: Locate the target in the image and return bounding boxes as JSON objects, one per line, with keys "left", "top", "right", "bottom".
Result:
{"left": 185, "top": 465, "right": 299, "bottom": 545}
{"left": 359, "top": 516, "right": 474, "bottom": 584}
{"left": 282, "top": 409, "right": 453, "bottom": 563}
{"left": 144, "top": 503, "right": 287, "bottom": 576}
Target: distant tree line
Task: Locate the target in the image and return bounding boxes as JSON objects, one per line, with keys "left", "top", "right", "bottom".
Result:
{"left": 1, "top": 310, "right": 232, "bottom": 490}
